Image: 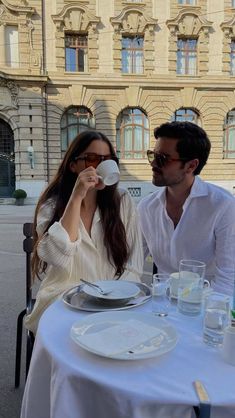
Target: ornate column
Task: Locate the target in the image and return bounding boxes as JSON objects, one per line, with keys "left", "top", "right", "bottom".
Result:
{"left": 221, "top": 17, "right": 235, "bottom": 76}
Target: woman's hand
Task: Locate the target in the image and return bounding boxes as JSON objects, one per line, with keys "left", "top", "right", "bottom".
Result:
{"left": 71, "top": 167, "right": 100, "bottom": 201}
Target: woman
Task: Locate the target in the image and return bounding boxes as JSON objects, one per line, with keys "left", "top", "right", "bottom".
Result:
{"left": 25, "top": 131, "right": 143, "bottom": 333}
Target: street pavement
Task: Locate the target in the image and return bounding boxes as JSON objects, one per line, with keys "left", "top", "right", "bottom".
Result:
{"left": 0, "top": 204, "right": 35, "bottom": 418}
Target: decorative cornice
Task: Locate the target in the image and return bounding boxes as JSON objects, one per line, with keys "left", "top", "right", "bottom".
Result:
{"left": 0, "top": 75, "right": 18, "bottom": 107}
{"left": 221, "top": 15, "right": 235, "bottom": 35}
{"left": 166, "top": 8, "right": 213, "bottom": 36}
{"left": 52, "top": 3, "right": 100, "bottom": 32}
{"left": 0, "top": 0, "right": 35, "bottom": 14}
{"left": 110, "top": 6, "right": 157, "bottom": 33}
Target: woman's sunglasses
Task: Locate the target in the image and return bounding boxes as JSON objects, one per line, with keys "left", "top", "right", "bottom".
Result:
{"left": 74, "top": 153, "right": 119, "bottom": 168}
{"left": 147, "top": 150, "right": 186, "bottom": 168}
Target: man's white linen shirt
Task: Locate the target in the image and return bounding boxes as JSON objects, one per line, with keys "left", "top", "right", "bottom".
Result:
{"left": 138, "top": 176, "right": 235, "bottom": 295}
{"left": 25, "top": 189, "right": 144, "bottom": 334}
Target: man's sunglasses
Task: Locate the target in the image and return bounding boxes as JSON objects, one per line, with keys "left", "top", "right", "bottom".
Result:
{"left": 146, "top": 150, "right": 186, "bottom": 168}
{"left": 74, "top": 153, "right": 119, "bottom": 168}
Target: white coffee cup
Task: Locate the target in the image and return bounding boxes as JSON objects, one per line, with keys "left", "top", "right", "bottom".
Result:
{"left": 96, "top": 160, "right": 120, "bottom": 186}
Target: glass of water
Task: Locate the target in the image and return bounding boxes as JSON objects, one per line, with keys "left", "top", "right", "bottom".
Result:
{"left": 177, "top": 259, "right": 207, "bottom": 316}
{"left": 152, "top": 274, "right": 171, "bottom": 316}
{"left": 203, "top": 292, "right": 230, "bottom": 347}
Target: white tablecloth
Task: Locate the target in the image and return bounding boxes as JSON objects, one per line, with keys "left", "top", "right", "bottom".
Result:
{"left": 21, "top": 299, "right": 235, "bottom": 418}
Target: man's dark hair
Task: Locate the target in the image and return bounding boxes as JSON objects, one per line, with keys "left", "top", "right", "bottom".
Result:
{"left": 154, "top": 121, "right": 211, "bottom": 175}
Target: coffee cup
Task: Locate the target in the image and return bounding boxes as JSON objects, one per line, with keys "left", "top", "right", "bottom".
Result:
{"left": 96, "top": 160, "right": 120, "bottom": 186}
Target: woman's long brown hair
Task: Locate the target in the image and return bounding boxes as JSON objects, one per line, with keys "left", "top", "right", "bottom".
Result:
{"left": 31, "top": 131, "right": 130, "bottom": 279}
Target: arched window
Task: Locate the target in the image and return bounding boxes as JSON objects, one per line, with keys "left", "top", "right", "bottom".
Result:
{"left": 116, "top": 108, "right": 149, "bottom": 159}
{"left": 0, "top": 119, "right": 15, "bottom": 197}
{"left": 172, "top": 108, "right": 199, "bottom": 124}
{"left": 61, "top": 106, "right": 95, "bottom": 151}
{"left": 223, "top": 110, "right": 235, "bottom": 158}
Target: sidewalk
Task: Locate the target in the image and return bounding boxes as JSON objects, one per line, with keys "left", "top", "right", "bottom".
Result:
{"left": 0, "top": 204, "right": 35, "bottom": 224}
{"left": 0, "top": 204, "right": 36, "bottom": 418}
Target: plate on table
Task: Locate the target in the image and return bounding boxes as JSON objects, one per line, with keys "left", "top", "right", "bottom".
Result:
{"left": 82, "top": 280, "right": 140, "bottom": 301}
{"left": 70, "top": 311, "right": 178, "bottom": 360}
{"left": 62, "top": 282, "right": 151, "bottom": 312}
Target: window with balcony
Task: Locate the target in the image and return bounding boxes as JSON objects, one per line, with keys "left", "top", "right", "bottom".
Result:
{"left": 223, "top": 110, "right": 235, "bottom": 158}
{"left": 5, "top": 26, "right": 19, "bottom": 68}
{"left": 65, "top": 34, "right": 88, "bottom": 72}
{"left": 61, "top": 106, "right": 95, "bottom": 151}
{"left": 172, "top": 108, "right": 199, "bottom": 124}
{"left": 178, "top": 0, "right": 196, "bottom": 4}
{"left": 122, "top": 37, "right": 144, "bottom": 74}
{"left": 116, "top": 108, "right": 149, "bottom": 159}
{"left": 177, "top": 38, "right": 197, "bottom": 75}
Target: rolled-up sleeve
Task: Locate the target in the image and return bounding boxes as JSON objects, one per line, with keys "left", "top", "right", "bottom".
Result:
{"left": 36, "top": 201, "right": 82, "bottom": 270}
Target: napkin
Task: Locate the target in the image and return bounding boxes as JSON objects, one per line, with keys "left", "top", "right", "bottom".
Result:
{"left": 77, "top": 319, "right": 162, "bottom": 356}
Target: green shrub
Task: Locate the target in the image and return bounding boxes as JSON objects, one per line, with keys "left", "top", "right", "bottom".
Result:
{"left": 12, "top": 189, "right": 27, "bottom": 199}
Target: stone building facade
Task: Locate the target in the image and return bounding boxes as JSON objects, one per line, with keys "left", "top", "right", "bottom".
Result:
{"left": 1, "top": 0, "right": 235, "bottom": 201}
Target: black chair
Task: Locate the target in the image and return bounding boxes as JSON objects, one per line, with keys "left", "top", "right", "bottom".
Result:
{"left": 153, "top": 263, "right": 158, "bottom": 275}
{"left": 15, "top": 222, "right": 35, "bottom": 388}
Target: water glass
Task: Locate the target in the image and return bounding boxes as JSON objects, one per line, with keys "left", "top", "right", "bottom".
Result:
{"left": 177, "top": 259, "right": 207, "bottom": 316}
{"left": 152, "top": 274, "right": 170, "bottom": 316}
{"left": 203, "top": 292, "right": 230, "bottom": 347}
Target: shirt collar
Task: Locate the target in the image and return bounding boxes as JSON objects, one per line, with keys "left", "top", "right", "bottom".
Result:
{"left": 155, "top": 176, "right": 208, "bottom": 205}
{"left": 188, "top": 176, "right": 208, "bottom": 198}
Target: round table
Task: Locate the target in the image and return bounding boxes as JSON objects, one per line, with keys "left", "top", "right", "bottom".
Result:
{"left": 21, "top": 298, "right": 235, "bottom": 418}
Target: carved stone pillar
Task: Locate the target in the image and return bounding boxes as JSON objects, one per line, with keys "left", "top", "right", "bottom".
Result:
{"left": 88, "top": 24, "right": 99, "bottom": 73}
{"left": 221, "top": 18, "right": 235, "bottom": 76}
{"left": 144, "top": 25, "right": 155, "bottom": 75}
{"left": 0, "top": 24, "right": 5, "bottom": 66}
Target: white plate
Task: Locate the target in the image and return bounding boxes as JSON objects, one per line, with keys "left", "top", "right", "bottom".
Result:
{"left": 82, "top": 280, "right": 140, "bottom": 301}
{"left": 71, "top": 311, "right": 178, "bottom": 360}
{"left": 63, "top": 283, "right": 151, "bottom": 312}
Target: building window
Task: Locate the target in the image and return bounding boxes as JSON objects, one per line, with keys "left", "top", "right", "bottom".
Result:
{"left": 172, "top": 108, "right": 199, "bottom": 124}
{"left": 65, "top": 34, "right": 88, "bottom": 72}
{"left": 178, "top": 0, "right": 196, "bottom": 4}
{"left": 61, "top": 106, "right": 95, "bottom": 151}
{"left": 224, "top": 110, "right": 235, "bottom": 158}
{"left": 231, "top": 41, "right": 235, "bottom": 75}
{"left": 122, "top": 37, "right": 144, "bottom": 74}
{"left": 5, "top": 26, "right": 19, "bottom": 68}
{"left": 116, "top": 108, "right": 149, "bottom": 159}
{"left": 232, "top": 0, "right": 235, "bottom": 8}
{"left": 177, "top": 38, "right": 197, "bottom": 75}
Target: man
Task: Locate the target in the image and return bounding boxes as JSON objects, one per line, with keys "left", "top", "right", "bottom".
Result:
{"left": 138, "top": 121, "right": 235, "bottom": 295}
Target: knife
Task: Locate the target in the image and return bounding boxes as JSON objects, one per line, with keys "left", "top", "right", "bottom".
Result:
{"left": 193, "top": 380, "right": 211, "bottom": 418}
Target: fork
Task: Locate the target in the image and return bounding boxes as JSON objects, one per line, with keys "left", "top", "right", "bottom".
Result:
{"left": 80, "top": 279, "right": 112, "bottom": 295}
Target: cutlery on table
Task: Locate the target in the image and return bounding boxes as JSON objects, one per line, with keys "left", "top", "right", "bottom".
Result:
{"left": 80, "top": 279, "right": 112, "bottom": 295}
{"left": 193, "top": 380, "right": 211, "bottom": 418}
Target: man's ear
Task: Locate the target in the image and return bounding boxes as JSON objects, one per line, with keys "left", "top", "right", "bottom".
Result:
{"left": 185, "top": 159, "right": 199, "bottom": 174}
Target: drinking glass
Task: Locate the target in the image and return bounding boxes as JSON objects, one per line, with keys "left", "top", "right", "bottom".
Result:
{"left": 177, "top": 259, "right": 207, "bottom": 316}
{"left": 152, "top": 274, "right": 171, "bottom": 316}
{"left": 203, "top": 292, "right": 230, "bottom": 347}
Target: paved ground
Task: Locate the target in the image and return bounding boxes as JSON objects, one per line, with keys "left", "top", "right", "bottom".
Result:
{"left": 0, "top": 204, "right": 35, "bottom": 418}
